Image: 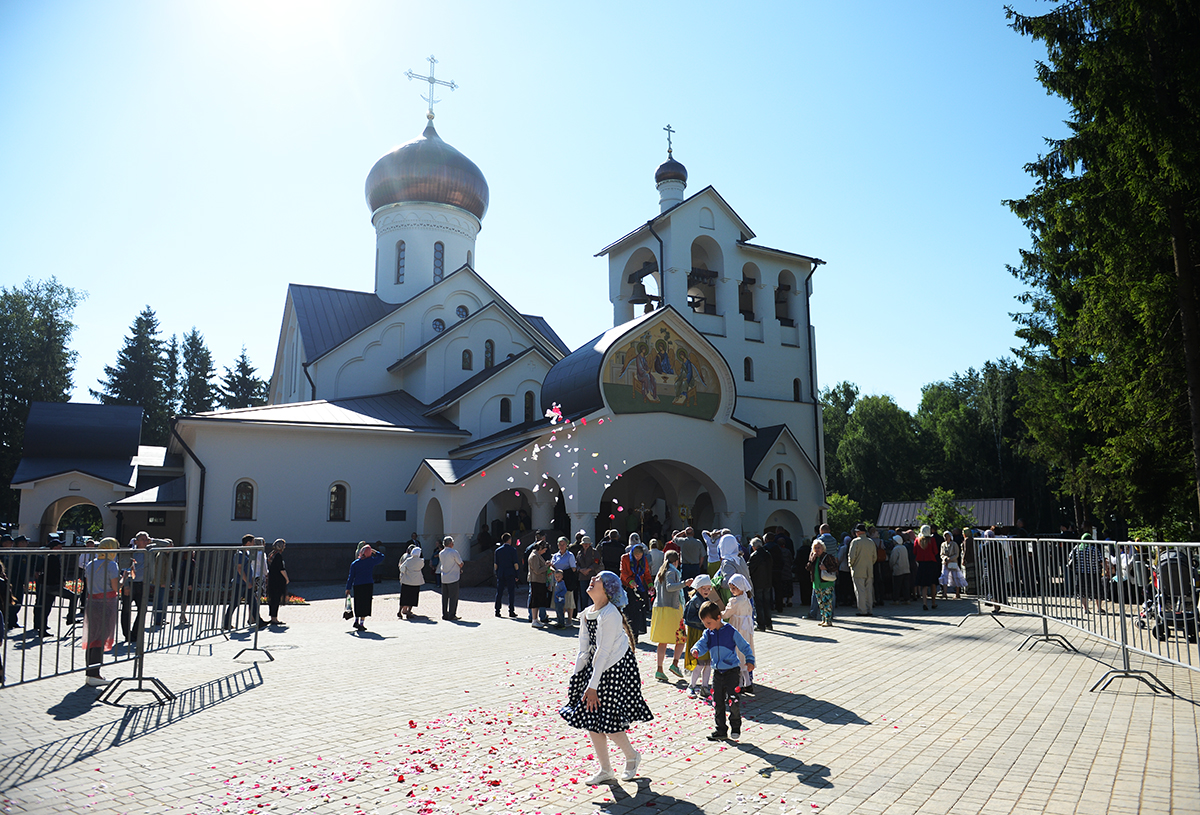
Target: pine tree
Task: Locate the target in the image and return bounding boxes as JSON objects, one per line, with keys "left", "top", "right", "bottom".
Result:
{"left": 218, "top": 347, "right": 269, "bottom": 409}
{"left": 164, "top": 334, "right": 180, "bottom": 417}
{"left": 0, "top": 277, "right": 85, "bottom": 522}
{"left": 180, "top": 328, "right": 217, "bottom": 415}
{"left": 91, "top": 306, "right": 172, "bottom": 445}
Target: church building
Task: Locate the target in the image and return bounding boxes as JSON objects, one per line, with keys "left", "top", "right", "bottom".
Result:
{"left": 15, "top": 93, "right": 829, "bottom": 560}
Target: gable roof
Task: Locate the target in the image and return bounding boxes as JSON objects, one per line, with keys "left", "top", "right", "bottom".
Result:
{"left": 183, "top": 390, "right": 466, "bottom": 435}
{"left": 289, "top": 284, "right": 401, "bottom": 362}
{"left": 521, "top": 314, "right": 570, "bottom": 356}
{"left": 595, "top": 186, "right": 755, "bottom": 257}
{"left": 424, "top": 347, "right": 549, "bottom": 415}
{"left": 743, "top": 424, "right": 787, "bottom": 482}
{"left": 12, "top": 402, "right": 143, "bottom": 487}
{"left": 387, "top": 300, "right": 503, "bottom": 372}
{"left": 406, "top": 440, "right": 529, "bottom": 492}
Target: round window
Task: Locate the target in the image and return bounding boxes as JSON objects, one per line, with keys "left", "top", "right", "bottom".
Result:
{"left": 432, "top": 319, "right": 445, "bottom": 333}
{"left": 456, "top": 305, "right": 469, "bottom": 319}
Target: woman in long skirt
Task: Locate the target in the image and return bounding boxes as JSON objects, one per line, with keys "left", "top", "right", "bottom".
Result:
{"left": 82, "top": 538, "right": 122, "bottom": 687}
{"left": 939, "top": 530, "right": 967, "bottom": 600}
{"left": 561, "top": 571, "right": 653, "bottom": 785}
{"left": 346, "top": 543, "right": 384, "bottom": 631}
{"left": 397, "top": 543, "right": 424, "bottom": 619}
{"left": 266, "top": 539, "right": 289, "bottom": 625}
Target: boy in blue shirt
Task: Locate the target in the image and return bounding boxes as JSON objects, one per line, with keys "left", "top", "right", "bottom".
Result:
{"left": 690, "top": 600, "right": 755, "bottom": 741}
{"left": 551, "top": 569, "right": 568, "bottom": 626}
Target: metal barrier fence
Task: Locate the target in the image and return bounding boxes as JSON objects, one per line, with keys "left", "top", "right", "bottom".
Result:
{"left": 966, "top": 536, "right": 1200, "bottom": 694}
{"left": 1, "top": 545, "right": 273, "bottom": 703}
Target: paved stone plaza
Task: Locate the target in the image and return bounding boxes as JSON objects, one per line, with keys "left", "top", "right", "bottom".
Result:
{"left": 1, "top": 584, "right": 1197, "bottom": 815}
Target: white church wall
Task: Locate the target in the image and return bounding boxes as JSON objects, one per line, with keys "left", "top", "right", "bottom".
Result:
{"left": 372, "top": 202, "right": 480, "bottom": 305}
{"left": 181, "top": 422, "right": 455, "bottom": 546}
{"left": 15, "top": 473, "right": 125, "bottom": 542}
{"left": 458, "top": 354, "right": 550, "bottom": 437}
{"left": 322, "top": 320, "right": 405, "bottom": 400}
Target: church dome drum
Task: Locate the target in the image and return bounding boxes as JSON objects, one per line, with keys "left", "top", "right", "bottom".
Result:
{"left": 365, "top": 122, "right": 490, "bottom": 221}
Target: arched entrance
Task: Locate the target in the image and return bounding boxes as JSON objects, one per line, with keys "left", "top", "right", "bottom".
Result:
{"left": 475, "top": 488, "right": 534, "bottom": 553}
{"left": 39, "top": 496, "right": 104, "bottom": 544}
{"left": 423, "top": 497, "right": 445, "bottom": 554}
{"left": 764, "top": 509, "right": 805, "bottom": 540}
{"left": 598, "top": 460, "right": 725, "bottom": 542}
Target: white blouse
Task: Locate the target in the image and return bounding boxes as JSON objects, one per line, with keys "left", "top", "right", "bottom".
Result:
{"left": 573, "top": 603, "right": 629, "bottom": 690}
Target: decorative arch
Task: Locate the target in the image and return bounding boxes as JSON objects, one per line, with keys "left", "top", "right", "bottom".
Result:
{"left": 776, "top": 269, "right": 799, "bottom": 326}
{"left": 620, "top": 246, "right": 661, "bottom": 308}
{"left": 688, "top": 236, "right": 723, "bottom": 316}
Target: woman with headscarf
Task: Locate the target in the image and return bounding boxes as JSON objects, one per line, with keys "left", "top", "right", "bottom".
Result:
{"left": 939, "top": 530, "right": 967, "bottom": 600}
{"left": 722, "top": 574, "right": 756, "bottom": 691}
{"left": 716, "top": 533, "right": 748, "bottom": 603}
{"left": 346, "top": 542, "right": 384, "bottom": 632}
{"left": 82, "top": 538, "right": 121, "bottom": 686}
{"left": 398, "top": 543, "right": 424, "bottom": 620}
{"left": 266, "top": 539, "right": 289, "bottom": 626}
{"left": 913, "top": 525, "right": 940, "bottom": 610}
{"left": 620, "top": 536, "right": 652, "bottom": 642}
{"left": 561, "top": 571, "right": 653, "bottom": 785}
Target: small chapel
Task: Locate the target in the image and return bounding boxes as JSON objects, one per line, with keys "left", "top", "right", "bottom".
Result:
{"left": 14, "top": 69, "right": 830, "bottom": 563}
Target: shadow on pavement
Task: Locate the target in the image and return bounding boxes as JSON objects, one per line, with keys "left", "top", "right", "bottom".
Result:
{"left": 1, "top": 666, "right": 263, "bottom": 792}
{"left": 734, "top": 741, "right": 834, "bottom": 788}
{"left": 600, "top": 778, "right": 708, "bottom": 813}
{"left": 742, "top": 685, "right": 870, "bottom": 728}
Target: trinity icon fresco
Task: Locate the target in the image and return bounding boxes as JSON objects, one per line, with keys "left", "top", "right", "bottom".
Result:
{"left": 602, "top": 323, "right": 721, "bottom": 420}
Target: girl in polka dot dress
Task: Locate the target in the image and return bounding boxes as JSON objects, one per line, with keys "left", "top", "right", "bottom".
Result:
{"left": 561, "top": 570, "right": 654, "bottom": 785}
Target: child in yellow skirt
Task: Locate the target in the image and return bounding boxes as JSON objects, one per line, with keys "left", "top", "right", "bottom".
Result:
{"left": 650, "top": 550, "right": 687, "bottom": 680}
{"left": 681, "top": 574, "right": 725, "bottom": 696}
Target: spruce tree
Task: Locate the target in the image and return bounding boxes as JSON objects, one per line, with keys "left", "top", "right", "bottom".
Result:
{"left": 218, "top": 347, "right": 269, "bottom": 409}
{"left": 91, "top": 306, "right": 172, "bottom": 445}
{"left": 180, "top": 328, "right": 217, "bottom": 415}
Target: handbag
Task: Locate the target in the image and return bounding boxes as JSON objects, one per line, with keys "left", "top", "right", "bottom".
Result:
{"left": 819, "top": 554, "right": 839, "bottom": 583}
{"left": 343, "top": 594, "right": 353, "bottom": 620}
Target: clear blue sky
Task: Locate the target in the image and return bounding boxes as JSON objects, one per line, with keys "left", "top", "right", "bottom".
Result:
{"left": 0, "top": 0, "right": 1068, "bottom": 414}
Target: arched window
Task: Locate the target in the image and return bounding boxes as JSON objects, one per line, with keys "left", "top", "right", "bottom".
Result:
{"left": 234, "top": 480, "right": 254, "bottom": 520}
{"left": 462, "top": 349, "right": 473, "bottom": 370}
{"left": 466, "top": 250, "right": 473, "bottom": 268}
{"left": 524, "top": 391, "right": 535, "bottom": 423}
{"left": 329, "top": 483, "right": 348, "bottom": 521}
{"left": 395, "top": 240, "right": 405, "bottom": 284}
{"left": 500, "top": 397, "right": 512, "bottom": 423}
{"left": 433, "top": 241, "right": 445, "bottom": 282}
{"left": 767, "top": 480, "right": 775, "bottom": 500}
{"left": 786, "top": 481, "right": 794, "bottom": 501}
{"left": 484, "top": 340, "right": 495, "bottom": 368}
{"left": 456, "top": 305, "right": 469, "bottom": 319}
{"left": 432, "top": 318, "right": 445, "bottom": 333}
{"left": 777, "top": 469, "right": 783, "bottom": 492}
{"left": 744, "top": 357, "right": 754, "bottom": 382}
{"left": 793, "top": 378, "right": 801, "bottom": 402}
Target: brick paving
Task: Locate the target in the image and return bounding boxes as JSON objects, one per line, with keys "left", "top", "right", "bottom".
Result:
{"left": 1, "top": 585, "right": 1197, "bottom": 815}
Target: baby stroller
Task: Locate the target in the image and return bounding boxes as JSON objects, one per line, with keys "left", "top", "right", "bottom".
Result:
{"left": 1138, "top": 548, "right": 1199, "bottom": 642}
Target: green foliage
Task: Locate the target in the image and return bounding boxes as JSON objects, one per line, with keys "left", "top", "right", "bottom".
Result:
{"left": 219, "top": 347, "right": 269, "bottom": 409}
{"left": 819, "top": 381, "right": 858, "bottom": 495}
{"left": 91, "top": 306, "right": 173, "bottom": 446}
{"left": 1005, "top": 0, "right": 1200, "bottom": 527}
{"left": 180, "top": 328, "right": 217, "bottom": 415}
{"left": 0, "top": 277, "right": 85, "bottom": 522}
{"left": 58, "top": 504, "right": 103, "bottom": 538}
{"left": 1127, "top": 519, "right": 1195, "bottom": 544}
{"left": 917, "top": 487, "right": 977, "bottom": 535}
{"left": 825, "top": 492, "right": 863, "bottom": 541}
{"left": 836, "top": 394, "right": 923, "bottom": 517}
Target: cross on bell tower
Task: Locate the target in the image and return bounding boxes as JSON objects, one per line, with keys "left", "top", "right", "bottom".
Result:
{"left": 406, "top": 55, "right": 458, "bottom": 120}
{"left": 663, "top": 124, "right": 676, "bottom": 156}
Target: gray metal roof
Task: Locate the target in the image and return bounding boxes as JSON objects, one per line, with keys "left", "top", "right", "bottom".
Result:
{"left": 411, "top": 440, "right": 529, "bottom": 489}
{"left": 595, "top": 186, "right": 755, "bottom": 257}
{"left": 290, "top": 284, "right": 401, "bottom": 362}
{"left": 11, "top": 457, "right": 136, "bottom": 488}
{"left": 539, "top": 307, "right": 666, "bottom": 418}
{"left": 22, "top": 402, "right": 142, "bottom": 459}
{"left": 743, "top": 424, "right": 786, "bottom": 481}
{"left": 188, "top": 390, "right": 465, "bottom": 435}
{"left": 877, "top": 499, "right": 1016, "bottom": 529}
{"left": 521, "top": 314, "right": 570, "bottom": 356}
{"left": 110, "top": 476, "right": 187, "bottom": 508}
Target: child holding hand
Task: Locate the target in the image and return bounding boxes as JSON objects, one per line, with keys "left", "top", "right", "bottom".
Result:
{"left": 682, "top": 574, "right": 725, "bottom": 696}
{"left": 691, "top": 600, "right": 754, "bottom": 742}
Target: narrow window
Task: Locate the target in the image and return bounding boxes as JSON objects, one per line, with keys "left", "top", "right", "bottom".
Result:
{"left": 744, "top": 357, "right": 754, "bottom": 382}
{"left": 329, "top": 484, "right": 348, "bottom": 521}
{"left": 462, "top": 349, "right": 473, "bottom": 370}
{"left": 432, "top": 318, "right": 445, "bottom": 333}
{"left": 524, "top": 391, "right": 535, "bottom": 423}
{"left": 395, "top": 240, "right": 406, "bottom": 284}
{"left": 484, "top": 340, "right": 495, "bottom": 368}
{"left": 777, "top": 469, "right": 783, "bottom": 494}
{"left": 433, "top": 241, "right": 445, "bottom": 282}
{"left": 466, "top": 250, "right": 473, "bottom": 268}
{"left": 793, "top": 378, "right": 801, "bottom": 402}
{"left": 500, "top": 397, "right": 512, "bottom": 423}
{"left": 768, "top": 480, "right": 775, "bottom": 500}
{"left": 234, "top": 481, "right": 254, "bottom": 520}
{"left": 786, "top": 481, "right": 794, "bottom": 501}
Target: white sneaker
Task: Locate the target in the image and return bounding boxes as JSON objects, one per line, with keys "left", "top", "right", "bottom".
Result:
{"left": 586, "top": 770, "right": 615, "bottom": 785}
{"left": 621, "top": 751, "right": 641, "bottom": 781}
{"left": 532, "top": 620, "right": 545, "bottom": 628}
{"left": 85, "top": 676, "right": 109, "bottom": 687}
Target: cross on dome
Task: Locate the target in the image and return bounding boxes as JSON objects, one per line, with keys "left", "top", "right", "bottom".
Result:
{"left": 663, "top": 124, "right": 676, "bottom": 156}
{"left": 406, "top": 55, "right": 458, "bottom": 120}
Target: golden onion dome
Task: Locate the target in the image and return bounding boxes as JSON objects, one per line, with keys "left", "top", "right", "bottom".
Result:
{"left": 365, "top": 122, "right": 489, "bottom": 221}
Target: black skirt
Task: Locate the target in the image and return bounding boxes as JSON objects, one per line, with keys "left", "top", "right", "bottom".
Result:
{"left": 530, "top": 581, "right": 550, "bottom": 609}
{"left": 399, "top": 583, "right": 421, "bottom": 607}
{"left": 353, "top": 583, "right": 375, "bottom": 617}
{"left": 560, "top": 615, "right": 653, "bottom": 733}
